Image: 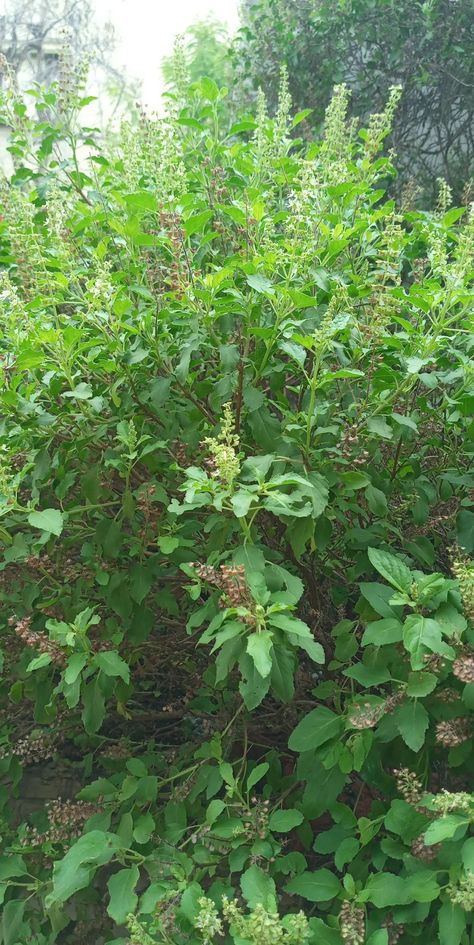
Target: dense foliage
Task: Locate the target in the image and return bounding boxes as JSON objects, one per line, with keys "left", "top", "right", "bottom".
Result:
{"left": 0, "top": 63, "right": 474, "bottom": 945}
{"left": 234, "top": 0, "right": 474, "bottom": 201}
{"left": 162, "top": 21, "right": 233, "bottom": 95}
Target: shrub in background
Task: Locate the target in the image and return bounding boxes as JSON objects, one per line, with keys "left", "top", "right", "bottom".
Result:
{"left": 233, "top": 0, "right": 474, "bottom": 202}
{"left": 0, "top": 57, "right": 473, "bottom": 945}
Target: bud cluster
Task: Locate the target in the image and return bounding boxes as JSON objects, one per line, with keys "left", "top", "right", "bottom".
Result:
{"left": 242, "top": 796, "right": 270, "bottom": 841}
{"left": 339, "top": 424, "right": 369, "bottom": 467}
{"left": 436, "top": 718, "right": 472, "bottom": 747}
{"left": 452, "top": 650, "right": 474, "bottom": 684}
{"left": 194, "top": 562, "right": 254, "bottom": 619}
{"left": 451, "top": 550, "right": 474, "bottom": 625}
{"left": 381, "top": 914, "right": 405, "bottom": 945}
{"left": 126, "top": 914, "right": 156, "bottom": 945}
{"left": 394, "top": 768, "right": 423, "bottom": 805}
{"left": 21, "top": 798, "right": 98, "bottom": 847}
{"left": 339, "top": 901, "right": 365, "bottom": 945}
{"left": 158, "top": 208, "right": 188, "bottom": 296}
{"left": 431, "top": 790, "right": 474, "bottom": 816}
{"left": 221, "top": 897, "right": 309, "bottom": 945}
{"left": 195, "top": 896, "right": 223, "bottom": 944}
{"left": 101, "top": 740, "right": 131, "bottom": 760}
{"left": 411, "top": 835, "right": 441, "bottom": 862}
{"left": 10, "top": 615, "right": 66, "bottom": 666}
{"left": 202, "top": 403, "right": 241, "bottom": 485}
{"left": 447, "top": 872, "right": 474, "bottom": 911}
{"left": 348, "top": 689, "right": 405, "bottom": 729}
{"left": 0, "top": 728, "right": 62, "bottom": 764}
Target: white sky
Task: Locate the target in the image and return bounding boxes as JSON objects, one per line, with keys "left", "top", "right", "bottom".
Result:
{"left": 94, "top": 0, "right": 240, "bottom": 109}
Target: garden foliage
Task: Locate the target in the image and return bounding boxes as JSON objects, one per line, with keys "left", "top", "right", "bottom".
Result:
{"left": 234, "top": 0, "right": 474, "bottom": 201}
{"left": 0, "top": 59, "right": 473, "bottom": 945}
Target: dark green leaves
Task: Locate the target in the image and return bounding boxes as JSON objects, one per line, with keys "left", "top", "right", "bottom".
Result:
{"left": 288, "top": 707, "right": 343, "bottom": 752}
{"left": 284, "top": 869, "right": 341, "bottom": 902}
{"left": 47, "top": 832, "right": 122, "bottom": 905}
{"left": 367, "top": 547, "right": 412, "bottom": 593}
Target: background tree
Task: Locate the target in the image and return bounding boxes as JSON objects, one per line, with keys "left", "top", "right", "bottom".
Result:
{"left": 162, "top": 18, "right": 233, "bottom": 94}
{"left": 233, "top": 0, "right": 474, "bottom": 200}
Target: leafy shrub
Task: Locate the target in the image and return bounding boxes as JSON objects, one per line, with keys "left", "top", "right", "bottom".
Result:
{"left": 233, "top": 0, "right": 474, "bottom": 201}
{"left": 0, "top": 65, "right": 473, "bottom": 945}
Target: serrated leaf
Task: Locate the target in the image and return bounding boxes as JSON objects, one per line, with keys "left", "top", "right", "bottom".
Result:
{"left": 93, "top": 650, "right": 130, "bottom": 683}
{"left": 368, "top": 547, "right": 412, "bottom": 593}
{"left": 247, "top": 273, "right": 274, "bottom": 294}
{"left": 395, "top": 700, "right": 429, "bottom": 751}
{"left": 246, "top": 631, "right": 273, "bottom": 678}
{"left": 240, "top": 864, "right": 276, "bottom": 909}
{"left": 403, "top": 615, "right": 443, "bottom": 669}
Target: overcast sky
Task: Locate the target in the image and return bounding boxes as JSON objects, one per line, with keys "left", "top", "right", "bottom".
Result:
{"left": 95, "top": 0, "right": 240, "bottom": 109}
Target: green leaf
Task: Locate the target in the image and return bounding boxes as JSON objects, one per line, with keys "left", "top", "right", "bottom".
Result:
{"left": 158, "top": 536, "right": 179, "bottom": 554}
{"left": 360, "top": 873, "right": 410, "bottom": 907}
{"left": 365, "top": 485, "right": 388, "bottom": 516}
{"left": 359, "top": 583, "right": 401, "bottom": 618}
{"left": 395, "top": 700, "right": 429, "bottom": 751}
{"left": 64, "top": 382, "right": 93, "bottom": 400}
{"left": 240, "top": 864, "right": 276, "bottom": 909}
{"left": 405, "top": 869, "right": 439, "bottom": 902}
{"left": 247, "top": 273, "right": 274, "bottom": 294}
{"left": 438, "top": 901, "right": 466, "bottom": 945}
{"left": 461, "top": 836, "right": 474, "bottom": 870}
{"left": 368, "top": 547, "right": 412, "bottom": 593}
{"left": 184, "top": 210, "right": 213, "bottom": 237}
{"left": 308, "top": 917, "right": 344, "bottom": 945}
{"left": 424, "top": 815, "right": 469, "bottom": 845}
{"left": 82, "top": 678, "right": 106, "bottom": 735}
{"left": 366, "top": 933, "right": 388, "bottom": 945}
{"left": 246, "top": 631, "right": 273, "bottom": 677}
{"left": 238, "top": 652, "right": 271, "bottom": 709}
{"left": 288, "top": 707, "right": 343, "bottom": 752}
{"left": 107, "top": 866, "right": 139, "bottom": 923}
{"left": 93, "top": 650, "right": 130, "bottom": 683}
{"left": 133, "top": 812, "right": 155, "bottom": 844}
{"left": 268, "top": 808, "right": 304, "bottom": 832}
{"left": 26, "top": 652, "right": 52, "bottom": 672}
{"left": 284, "top": 869, "right": 341, "bottom": 902}
{"left": 247, "top": 762, "right": 269, "bottom": 792}
{"left": 2, "top": 899, "right": 25, "bottom": 945}
{"left": 268, "top": 613, "right": 312, "bottom": 638}
{"left": 335, "top": 837, "right": 360, "bottom": 870}
{"left": 362, "top": 618, "right": 403, "bottom": 646}
{"left": 367, "top": 416, "right": 393, "bottom": 439}
{"left": 47, "top": 831, "right": 121, "bottom": 905}
{"left": 270, "top": 643, "right": 295, "bottom": 702}
{"left": 64, "top": 653, "right": 88, "bottom": 685}
{"left": 403, "top": 615, "right": 443, "bottom": 669}
{"left": 406, "top": 671, "right": 437, "bottom": 696}
{"left": 456, "top": 509, "right": 474, "bottom": 552}
{"left": 231, "top": 491, "right": 255, "bottom": 518}
{"left": 340, "top": 471, "right": 370, "bottom": 490}
{"left": 28, "top": 508, "right": 63, "bottom": 536}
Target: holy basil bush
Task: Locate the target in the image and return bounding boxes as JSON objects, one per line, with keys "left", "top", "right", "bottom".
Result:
{"left": 0, "top": 63, "right": 473, "bottom": 945}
